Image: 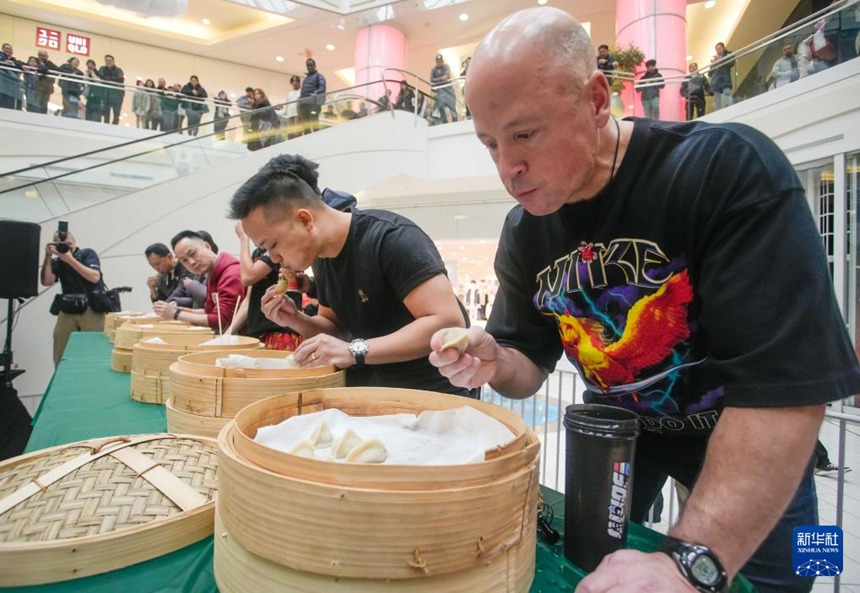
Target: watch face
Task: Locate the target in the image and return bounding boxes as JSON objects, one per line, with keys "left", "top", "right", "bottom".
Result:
{"left": 351, "top": 340, "right": 368, "bottom": 355}
{"left": 691, "top": 555, "right": 720, "bottom": 586}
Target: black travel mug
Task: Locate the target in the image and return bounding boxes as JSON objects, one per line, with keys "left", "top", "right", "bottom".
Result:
{"left": 563, "top": 403, "right": 640, "bottom": 571}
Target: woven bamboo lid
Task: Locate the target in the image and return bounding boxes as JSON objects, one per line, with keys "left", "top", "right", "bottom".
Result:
{"left": 0, "top": 434, "right": 218, "bottom": 586}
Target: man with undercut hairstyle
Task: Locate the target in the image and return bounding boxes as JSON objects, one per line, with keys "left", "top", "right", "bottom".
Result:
{"left": 429, "top": 7, "right": 860, "bottom": 593}
{"left": 230, "top": 154, "right": 470, "bottom": 396}
{"left": 152, "top": 231, "right": 242, "bottom": 331}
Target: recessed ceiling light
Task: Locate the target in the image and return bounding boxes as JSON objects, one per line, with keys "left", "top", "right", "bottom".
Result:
{"left": 275, "top": 56, "right": 284, "bottom": 62}
{"left": 326, "top": 44, "right": 336, "bottom": 51}
{"left": 459, "top": 13, "right": 469, "bottom": 21}
{"left": 686, "top": 54, "right": 693, "bottom": 61}
{"left": 202, "top": 18, "right": 211, "bottom": 25}
{"left": 704, "top": 0, "right": 716, "bottom": 8}
{"left": 537, "top": 0, "right": 548, "bottom": 4}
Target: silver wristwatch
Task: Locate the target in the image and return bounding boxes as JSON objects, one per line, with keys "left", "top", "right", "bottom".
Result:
{"left": 349, "top": 338, "right": 369, "bottom": 366}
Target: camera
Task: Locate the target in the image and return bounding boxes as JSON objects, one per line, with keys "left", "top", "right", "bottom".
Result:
{"left": 55, "top": 221, "right": 70, "bottom": 253}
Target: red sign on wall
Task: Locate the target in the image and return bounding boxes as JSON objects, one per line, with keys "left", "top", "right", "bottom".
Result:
{"left": 35, "top": 27, "right": 61, "bottom": 51}
{"left": 66, "top": 33, "right": 91, "bottom": 57}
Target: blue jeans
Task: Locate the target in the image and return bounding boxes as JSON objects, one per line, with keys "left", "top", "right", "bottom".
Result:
{"left": 713, "top": 87, "right": 734, "bottom": 110}
{"left": 631, "top": 431, "right": 817, "bottom": 593}
{"left": 642, "top": 96, "right": 660, "bottom": 120}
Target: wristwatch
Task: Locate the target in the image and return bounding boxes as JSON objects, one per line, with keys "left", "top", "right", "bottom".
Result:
{"left": 660, "top": 536, "right": 728, "bottom": 593}
{"left": 349, "top": 339, "right": 369, "bottom": 366}
{"left": 173, "top": 308, "right": 181, "bottom": 320}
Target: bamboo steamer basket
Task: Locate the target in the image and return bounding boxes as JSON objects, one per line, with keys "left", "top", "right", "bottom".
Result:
{"left": 168, "top": 350, "right": 346, "bottom": 421}
{"left": 214, "top": 509, "right": 535, "bottom": 593}
{"left": 131, "top": 335, "right": 261, "bottom": 404}
{"left": 215, "top": 387, "right": 540, "bottom": 590}
{"left": 111, "top": 347, "right": 134, "bottom": 372}
{"left": 111, "top": 322, "right": 215, "bottom": 374}
{"left": 0, "top": 434, "right": 219, "bottom": 586}
{"left": 114, "top": 321, "right": 213, "bottom": 350}
{"left": 104, "top": 312, "right": 145, "bottom": 343}
{"left": 166, "top": 398, "right": 231, "bottom": 438}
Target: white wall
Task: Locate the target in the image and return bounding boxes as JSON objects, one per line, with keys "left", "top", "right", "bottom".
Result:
{"left": 3, "top": 57, "right": 859, "bottom": 410}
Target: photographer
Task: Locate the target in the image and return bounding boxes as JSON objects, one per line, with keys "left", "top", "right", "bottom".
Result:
{"left": 40, "top": 225, "right": 108, "bottom": 366}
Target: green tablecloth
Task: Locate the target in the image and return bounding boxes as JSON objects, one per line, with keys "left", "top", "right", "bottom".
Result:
{"left": 4, "top": 332, "right": 754, "bottom": 592}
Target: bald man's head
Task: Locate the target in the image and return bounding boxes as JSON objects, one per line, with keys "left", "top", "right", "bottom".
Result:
{"left": 468, "top": 7, "right": 595, "bottom": 105}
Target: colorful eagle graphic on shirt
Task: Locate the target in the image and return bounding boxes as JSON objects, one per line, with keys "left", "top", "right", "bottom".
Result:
{"left": 553, "top": 270, "right": 693, "bottom": 393}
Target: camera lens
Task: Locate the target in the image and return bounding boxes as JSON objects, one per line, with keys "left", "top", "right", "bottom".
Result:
{"left": 56, "top": 243, "right": 70, "bottom": 254}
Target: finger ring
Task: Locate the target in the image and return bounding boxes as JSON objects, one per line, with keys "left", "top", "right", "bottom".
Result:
{"left": 312, "top": 352, "right": 318, "bottom": 361}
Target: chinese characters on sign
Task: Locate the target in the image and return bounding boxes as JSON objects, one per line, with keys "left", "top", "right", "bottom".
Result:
{"left": 66, "top": 34, "right": 90, "bottom": 57}
{"left": 35, "top": 27, "right": 61, "bottom": 51}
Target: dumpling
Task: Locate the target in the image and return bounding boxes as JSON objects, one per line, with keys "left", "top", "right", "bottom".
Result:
{"left": 345, "top": 438, "right": 388, "bottom": 464}
{"left": 290, "top": 440, "right": 316, "bottom": 458}
{"left": 440, "top": 327, "right": 469, "bottom": 355}
{"left": 310, "top": 422, "right": 333, "bottom": 448}
{"left": 284, "top": 354, "right": 301, "bottom": 369}
{"left": 331, "top": 429, "right": 362, "bottom": 459}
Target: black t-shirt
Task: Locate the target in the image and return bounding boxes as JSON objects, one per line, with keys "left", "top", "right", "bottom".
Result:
{"left": 242, "top": 250, "right": 300, "bottom": 337}
{"left": 488, "top": 118, "right": 860, "bottom": 436}
{"left": 51, "top": 247, "right": 105, "bottom": 294}
{"left": 314, "top": 209, "right": 469, "bottom": 396}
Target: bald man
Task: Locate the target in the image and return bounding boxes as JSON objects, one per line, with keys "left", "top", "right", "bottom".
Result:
{"left": 429, "top": 7, "right": 859, "bottom": 593}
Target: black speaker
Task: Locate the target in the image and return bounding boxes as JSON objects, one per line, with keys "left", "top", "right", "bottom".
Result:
{"left": 0, "top": 220, "right": 41, "bottom": 299}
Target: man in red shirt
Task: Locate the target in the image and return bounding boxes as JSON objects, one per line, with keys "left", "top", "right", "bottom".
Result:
{"left": 153, "top": 230, "right": 242, "bottom": 332}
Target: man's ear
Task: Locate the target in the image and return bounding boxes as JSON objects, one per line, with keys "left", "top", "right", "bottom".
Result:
{"left": 295, "top": 208, "right": 315, "bottom": 231}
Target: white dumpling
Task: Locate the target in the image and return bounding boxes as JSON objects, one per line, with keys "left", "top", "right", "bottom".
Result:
{"left": 310, "top": 422, "right": 333, "bottom": 448}
{"left": 284, "top": 354, "right": 301, "bottom": 369}
{"left": 440, "top": 327, "right": 470, "bottom": 354}
{"left": 345, "top": 438, "right": 388, "bottom": 464}
{"left": 331, "top": 429, "right": 363, "bottom": 459}
{"left": 290, "top": 440, "right": 316, "bottom": 458}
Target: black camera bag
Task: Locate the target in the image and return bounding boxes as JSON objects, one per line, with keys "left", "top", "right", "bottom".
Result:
{"left": 50, "top": 294, "right": 89, "bottom": 316}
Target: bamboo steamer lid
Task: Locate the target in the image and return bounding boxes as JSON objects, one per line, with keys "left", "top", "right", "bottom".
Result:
{"left": 0, "top": 434, "right": 218, "bottom": 587}
{"left": 213, "top": 509, "right": 535, "bottom": 593}
{"left": 166, "top": 398, "right": 231, "bottom": 438}
{"left": 216, "top": 387, "right": 540, "bottom": 583}
{"left": 131, "top": 335, "right": 261, "bottom": 404}
{"left": 169, "top": 350, "right": 346, "bottom": 419}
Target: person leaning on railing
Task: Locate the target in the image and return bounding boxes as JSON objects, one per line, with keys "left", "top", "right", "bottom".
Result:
{"left": 0, "top": 42, "right": 23, "bottom": 110}
{"left": 58, "top": 57, "right": 84, "bottom": 119}
{"left": 180, "top": 75, "right": 208, "bottom": 137}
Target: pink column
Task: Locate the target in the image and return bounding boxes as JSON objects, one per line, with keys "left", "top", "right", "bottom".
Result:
{"left": 615, "top": 0, "right": 686, "bottom": 122}
{"left": 354, "top": 24, "right": 406, "bottom": 108}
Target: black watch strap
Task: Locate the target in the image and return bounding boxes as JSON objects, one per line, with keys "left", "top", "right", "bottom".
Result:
{"left": 660, "top": 536, "right": 729, "bottom": 593}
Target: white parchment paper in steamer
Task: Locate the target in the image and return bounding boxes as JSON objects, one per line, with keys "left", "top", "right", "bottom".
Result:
{"left": 254, "top": 406, "right": 516, "bottom": 465}
{"left": 215, "top": 353, "right": 299, "bottom": 369}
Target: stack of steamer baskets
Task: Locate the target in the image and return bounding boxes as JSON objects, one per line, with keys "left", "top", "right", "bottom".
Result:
{"left": 130, "top": 335, "right": 261, "bottom": 404}
{"left": 166, "top": 350, "right": 346, "bottom": 438}
{"left": 104, "top": 312, "right": 145, "bottom": 343}
{"left": 111, "top": 320, "right": 214, "bottom": 373}
{"left": 214, "top": 387, "right": 541, "bottom": 593}
{"left": 0, "top": 434, "right": 218, "bottom": 587}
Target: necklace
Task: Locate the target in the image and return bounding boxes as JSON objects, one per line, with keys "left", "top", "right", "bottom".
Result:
{"left": 608, "top": 116, "right": 621, "bottom": 182}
